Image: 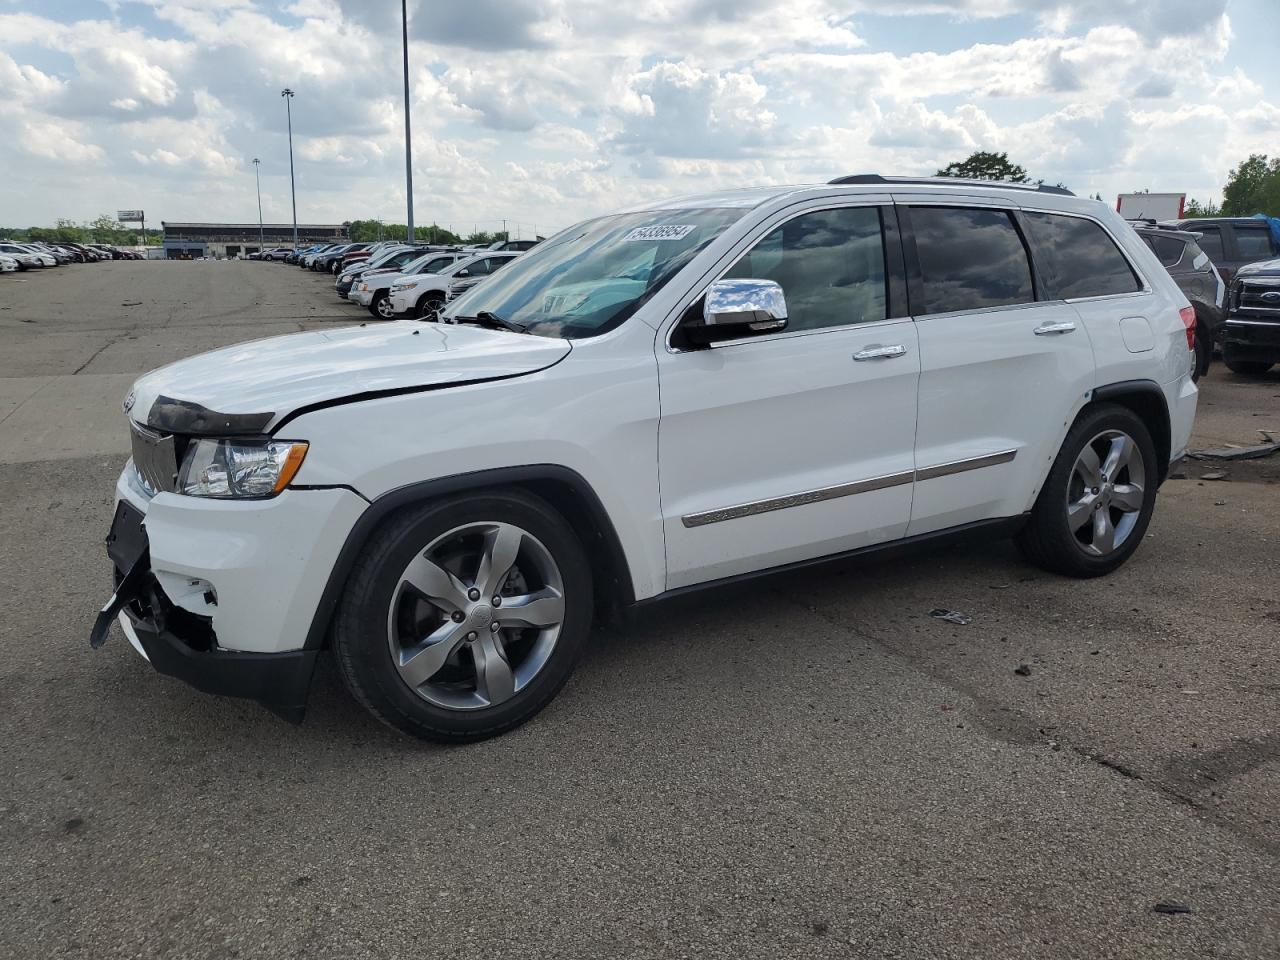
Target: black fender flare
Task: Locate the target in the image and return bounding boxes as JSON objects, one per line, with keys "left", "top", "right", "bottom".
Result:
{"left": 1088, "top": 378, "right": 1173, "bottom": 484}
{"left": 302, "top": 464, "right": 634, "bottom": 649}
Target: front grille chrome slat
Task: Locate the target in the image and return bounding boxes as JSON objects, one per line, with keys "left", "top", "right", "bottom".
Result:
{"left": 129, "top": 422, "right": 180, "bottom": 494}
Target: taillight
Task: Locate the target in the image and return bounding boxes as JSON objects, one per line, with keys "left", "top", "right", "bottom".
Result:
{"left": 1179, "top": 306, "right": 1196, "bottom": 351}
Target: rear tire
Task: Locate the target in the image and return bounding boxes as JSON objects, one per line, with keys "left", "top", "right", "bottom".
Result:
{"left": 1223, "top": 359, "right": 1273, "bottom": 376}
{"left": 331, "top": 489, "right": 593, "bottom": 742}
{"left": 1016, "top": 403, "right": 1158, "bottom": 578}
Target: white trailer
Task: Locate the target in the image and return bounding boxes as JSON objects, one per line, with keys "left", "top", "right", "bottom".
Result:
{"left": 1117, "top": 192, "right": 1186, "bottom": 220}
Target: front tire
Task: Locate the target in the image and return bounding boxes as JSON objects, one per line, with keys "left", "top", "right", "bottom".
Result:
{"left": 368, "top": 292, "right": 396, "bottom": 320}
{"left": 1016, "top": 403, "right": 1158, "bottom": 578}
{"left": 416, "top": 291, "right": 446, "bottom": 318}
{"left": 1223, "top": 358, "right": 1273, "bottom": 376}
{"left": 332, "top": 490, "right": 593, "bottom": 742}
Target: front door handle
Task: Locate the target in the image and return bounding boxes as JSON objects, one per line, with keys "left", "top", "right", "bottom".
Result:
{"left": 1034, "top": 320, "right": 1077, "bottom": 336}
{"left": 853, "top": 344, "right": 907, "bottom": 361}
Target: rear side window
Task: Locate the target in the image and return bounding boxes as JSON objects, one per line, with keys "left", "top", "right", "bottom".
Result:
{"left": 908, "top": 207, "right": 1034, "bottom": 314}
{"left": 1193, "top": 225, "right": 1224, "bottom": 260}
{"left": 1150, "top": 235, "right": 1185, "bottom": 267}
{"left": 1234, "top": 225, "right": 1277, "bottom": 259}
{"left": 1023, "top": 212, "right": 1141, "bottom": 299}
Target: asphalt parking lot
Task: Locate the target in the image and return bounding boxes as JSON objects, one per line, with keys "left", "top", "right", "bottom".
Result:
{"left": 2, "top": 261, "right": 1278, "bottom": 959}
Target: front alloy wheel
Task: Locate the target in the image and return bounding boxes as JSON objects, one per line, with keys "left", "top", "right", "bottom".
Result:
{"left": 370, "top": 293, "right": 397, "bottom": 319}
{"left": 387, "top": 522, "right": 565, "bottom": 710}
{"left": 332, "top": 490, "right": 593, "bottom": 741}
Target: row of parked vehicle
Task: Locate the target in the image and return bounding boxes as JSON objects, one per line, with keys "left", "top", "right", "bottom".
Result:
{"left": 0, "top": 239, "right": 142, "bottom": 272}
{"left": 1126, "top": 215, "right": 1280, "bottom": 377}
{"left": 254, "top": 237, "right": 540, "bottom": 319}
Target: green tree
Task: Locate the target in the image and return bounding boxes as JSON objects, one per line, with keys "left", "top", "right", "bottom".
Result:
{"left": 937, "top": 151, "right": 1031, "bottom": 183}
{"left": 1220, "top": 154, "right": 1280, "bottom": 217}
{"left": 1183, "top": 198, "right": 1221, "bottom": 218}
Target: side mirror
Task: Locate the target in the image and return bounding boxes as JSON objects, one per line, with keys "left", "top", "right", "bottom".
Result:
{"left": 683, "top": 278, "right": 788, "bottom": 346}
{"left": 456, "top": 269, "right": 471, "bottom": 278}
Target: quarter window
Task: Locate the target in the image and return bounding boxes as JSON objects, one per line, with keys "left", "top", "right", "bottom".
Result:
{"left": 1022, "top": 212, "right": 1141, "bottom": 299}
{"left": 724, "top": 207, "right": 887, "bottom": 331}
{"left": 1150, "top": 235, "right": 1185, "bottom": 268}
{"left": 909, "top": 207, "right": 1034, "bottom": 314}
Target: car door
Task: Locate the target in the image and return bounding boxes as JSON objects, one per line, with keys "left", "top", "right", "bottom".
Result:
{"left": 656, "top": 201, "right": 920, "bottom": 590}
{"left": 900, "top": 200, "right": 1097, "bottom": 537}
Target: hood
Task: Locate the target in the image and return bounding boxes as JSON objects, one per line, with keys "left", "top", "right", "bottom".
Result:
{"left": 1236, "top": 257, "right": 1280, "bottom": 279}
{"left": 127, "top": 321, "right": 571, "bottom": 435}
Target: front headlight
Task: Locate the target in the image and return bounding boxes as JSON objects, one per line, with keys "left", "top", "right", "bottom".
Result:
{"left": 391, "top": 281, "right": 415, "bottom": 292}
{"left": 177, "top": 439, "right": 309, "bottom": 498}
{"left": 358, "top": 282, "right": 369, "bottom": 291}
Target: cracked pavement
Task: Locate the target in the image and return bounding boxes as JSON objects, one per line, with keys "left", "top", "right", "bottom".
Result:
{"left": 1, "top": 261, "right": 1278, "bottom": 959}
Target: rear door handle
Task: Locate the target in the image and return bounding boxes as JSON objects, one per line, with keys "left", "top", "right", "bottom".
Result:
{"left": 853, "top": 344, "right": 907, "bottom": 361}
{"left": 1034, "top": 320, "right": 1076, "bottom": 336}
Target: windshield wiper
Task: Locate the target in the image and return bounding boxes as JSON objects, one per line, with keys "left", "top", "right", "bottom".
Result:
{"left": 451, "top": 310, "right": 527, "bottom": 333}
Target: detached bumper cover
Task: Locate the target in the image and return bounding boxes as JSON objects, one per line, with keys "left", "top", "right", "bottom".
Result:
{"left": 123, "top": 608, "right": 317, "bottom": 723}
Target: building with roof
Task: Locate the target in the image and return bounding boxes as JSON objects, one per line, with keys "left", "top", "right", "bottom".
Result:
{"left": 160, "top": 222, "right": 348, "bottom": 259}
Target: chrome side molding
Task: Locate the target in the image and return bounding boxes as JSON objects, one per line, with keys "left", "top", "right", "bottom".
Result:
{"left": 681, "top": 450, "right": 1017, "bottom": 528}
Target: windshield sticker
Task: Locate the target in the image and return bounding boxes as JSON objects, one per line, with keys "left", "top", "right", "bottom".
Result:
{"left": 622, "top": 224, "right": 697, "bottom": 242}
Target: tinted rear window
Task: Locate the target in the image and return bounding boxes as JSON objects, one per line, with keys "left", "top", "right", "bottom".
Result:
{"left": 1023, "top": 212, "right": 1141, "bottom": 299}
{"left": 909, "top": 207, "right": 1034, "bottom": 314}
{"left": 1234, "top": 226, "right": 1277, "bottom": 259}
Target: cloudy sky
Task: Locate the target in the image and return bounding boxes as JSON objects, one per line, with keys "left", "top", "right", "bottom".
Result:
{"left": 1, "top": 0, "right": 1277, "bottom": 236}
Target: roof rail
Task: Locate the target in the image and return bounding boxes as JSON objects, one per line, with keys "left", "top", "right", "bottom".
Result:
{"left": 829, "top": 174, "right": 1075, "bottom": 197}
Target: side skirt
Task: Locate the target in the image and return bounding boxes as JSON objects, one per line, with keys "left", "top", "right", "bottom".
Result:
{"left": 630, "top": 514, "right": 1029, "bottom": 612}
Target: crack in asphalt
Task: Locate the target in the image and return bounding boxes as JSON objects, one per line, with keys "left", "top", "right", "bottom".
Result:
{"left": 774, "top": 587, "right": 1280, "bottom": 860}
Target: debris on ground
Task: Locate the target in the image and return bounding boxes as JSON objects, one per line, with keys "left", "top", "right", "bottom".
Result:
{"left": 1214, "top": 500, "right": 1227, "bottom": 506}
{"left": 1199, "top": 471, "right": 1228, "bottom": 481}
{"left": 1188, "top": 431, "right": 1280, "bottom": 461}
{"left": 1153, "top": 902, "right": 1193, "bottom": 915}
{"left": 1167, "top": 470, "right": 1187, "bottom": 480}
{"left": 121, "top": 300, "right": 142, "bottom": 306}
{"left": 1014, "top": 664, "right": 1032, "bottom": 676}
{"left": 929, "top": 608, "right": 971, "bottom": 625}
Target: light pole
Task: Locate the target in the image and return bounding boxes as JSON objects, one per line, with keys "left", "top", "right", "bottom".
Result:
{"left": 400, "top": 0, "right": 415, "bottom": 243}
{"left": 281, "top": 88, "right": 298, "bottom": 249}
{"left": 252, "top": 158, "right": 264, "bottom": 251}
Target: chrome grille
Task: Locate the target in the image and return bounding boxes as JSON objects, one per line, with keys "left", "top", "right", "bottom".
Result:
{"left": 129, "top": 422, "right": 179, "bottom": 493}
{"left": 1236, "top": 277, "right": 1280, "bottom": 315}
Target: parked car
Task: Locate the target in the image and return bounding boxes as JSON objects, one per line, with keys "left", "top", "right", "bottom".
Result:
{"left": 334, "top": 246, "right": 423, "bottom": 299}
{"left": 487, "top": 239, "right": 541, "bottom": 252}
{"left": 1165, "top": 217, "right": 1280, "bottom": 285}
{"left": 0, "top": 255, "right": 18, "bottom": 273}
{"left": 387, "top": 252, "right": 521, "bottom": 318}
{"left": 1130, "top": 222, "right": 1224, "bottom": 380}
{"left": 93, "top": 175, "right": 1198, "bottom": 741}
{"left": 338, "top": 240, "right": 409, "bottom": 272}
{"left": 257, "top": 247, "right": 291, "bottom": 261}
{"left": 1221, "top": 256, "right": 1280, "bottom": 375}
{"left": 0, "top": 242, "right": 53, "bottom": 268}
{"left": 349, "top": 251, "right": 481, "bottom": 319}
{"left": 316, "top": 243, "right": 369, "bottom": 274}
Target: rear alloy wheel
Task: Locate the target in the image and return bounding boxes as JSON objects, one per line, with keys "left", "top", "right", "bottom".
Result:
{"left": 1016, "top": 404, "right": 1157, "bottom": 577}
{"left": 1223, "top": 359, "right": 1273, "bottom": 376}
{"left": 332, "top": 491, "right": 593, "bottom": 741}
{"left": 416, "top": 292, "right": 446, "bottom": 319}
{"left": 369, "top": 292, "right": 397, "bottom": 320}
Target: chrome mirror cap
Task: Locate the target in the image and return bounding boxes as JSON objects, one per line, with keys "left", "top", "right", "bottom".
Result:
{"left": 703, "top": 278, "right": 788, "bottom": 330}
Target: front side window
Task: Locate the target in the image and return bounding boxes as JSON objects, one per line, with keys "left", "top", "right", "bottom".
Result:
{"left": 1022, "top": 212, "right": 1141, "bottom": 299}
{"left": 443, "top": 206, "right": 748, "bottom": 339}
{"left": 723, "top": 207, "right": 887, "bottom": 331}
{"left": 910, "top": 207, "right": 1034, "bottom": 314}
{"left": 1234, "top": 225, "right": 1277, "bottom": 259}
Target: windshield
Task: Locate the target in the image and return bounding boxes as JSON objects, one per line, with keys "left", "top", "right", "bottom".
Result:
{"left": 402, "top": 253, "right": 457, "bottom": 276}
{"left": 441, "top": 207, "right": 746, "bottom": 338}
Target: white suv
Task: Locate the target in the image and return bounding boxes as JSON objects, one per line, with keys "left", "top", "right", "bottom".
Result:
{"left": 91, "top": 176, "right": 1198, "bottom": 741}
